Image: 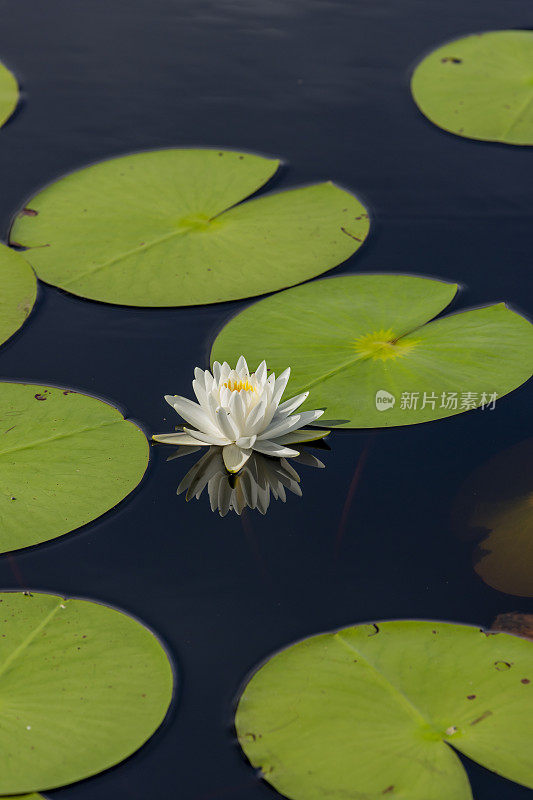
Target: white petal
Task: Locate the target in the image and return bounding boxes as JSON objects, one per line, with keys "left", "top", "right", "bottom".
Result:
{"left": 192, "top": 378, "right": 208, "bottom": 407}
{"left": 219, "top": 387, "right": 231, "bottom": 408}
{"left": 223, "top": 444, "right": 252, "bottom": 473}
{"left": 262, "top": 367, "right": 291, "bottom": 428}
{"left": 275, "top": 391, "right": 309, "bottom": 418}
{"left": 169, "top": 396, "right": 221, "bottom": 436}
{"left": 183, "top": 427, "right": 231, "bottom": 446}
{"left": 212, "top": 361, "right": 222, "bottom": 383}
{"left": 194, "top": 367, "right": 206, "bottom": 389}
{"left": 236, "top": 435, "right": 257, "bottom": 448}
{"left": 244, "top": 398, "right": 268, "bottom": 435}
{"left": 229, "top": 391, "right": 246, "bottom": 433}
{"left": 252, "top": 439, "right": 300, "bottom": 458}
{"left": 206, "top": 391, "right": 220, "bottom": 424}
{"left": 204, "top": 369, "right": 215, "bottom": 393}
{"left": 216, "top": 407, "right": 239, "bottom": 440}
{"left": 255, "top": 360, "right": 267, "bottom": 385}
{"left": 259, "top": 409, "right": 324, "bottom": 440}
{"left": 220, "top": 362, "right": 231, "bottom": 384}
{"left": 236, "top": 355, "right": 249, "bottom": 376}
{"left": 273, "top": 368, "right": 291, "bottom": 405}
{"left": 152, "top": 432, "right": 211, "bottom": 446}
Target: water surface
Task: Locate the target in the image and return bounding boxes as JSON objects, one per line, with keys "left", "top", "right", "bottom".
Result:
{"left": 0, "top": 1, "right": 532, "bottom": 798}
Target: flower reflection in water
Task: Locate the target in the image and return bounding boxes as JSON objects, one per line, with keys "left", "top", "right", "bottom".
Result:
{"left": 169, "top": 445, "right": 327, "bottom": 516}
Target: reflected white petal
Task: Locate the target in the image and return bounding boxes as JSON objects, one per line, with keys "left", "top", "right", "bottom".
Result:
{"left": 275, "top": 427, "right": 330, "bottom": 445}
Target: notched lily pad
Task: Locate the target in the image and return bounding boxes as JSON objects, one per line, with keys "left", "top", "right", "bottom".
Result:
{"left": 0, "top": 591, "right": 173, "bottom": 794}
{"left": 211, "top": 274, "right": 533, "bottom": 428}
{"left": 0, "top": 60, "right": 18, "bottom": 127}
{"left": 411, "top": 30, "right": 533, "bottom": 144}
{"left": 0, "top": 244, "right": 37, "bottom": 347}
{"left": 0, "top": 382, "right": 149, "bottom": 552}
{"left": 9, "top": 148, "right": 369, "bottom": 306}
{"left": 236, "top": 620, "right": 533, "bottom": 800}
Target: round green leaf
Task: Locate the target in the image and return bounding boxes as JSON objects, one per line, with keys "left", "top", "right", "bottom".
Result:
{"left": 452, "top": 437, "right": 533, "bottom": 597}
{"left": 9, "top": 149, "right": 369, "bottom": 307}
{"left": 0, "top": 60, "right": 18, "bottom": 128}
{"left": 0, "top": 383, "right": 149, "bottom": 552}
{"left": 0, "top": 244, "right": 37, "bottom": 347}
{"left": 211, "top": 274, "right": 533, "bottom": 428}
{"left": 411, "top": 30, "right": 533, "bottom": 145}
{"left": 2, "top": 795, "right": 44, "bottom": 800}
{"left": 0, "top": 591, "right": 173, "bottom": 794}
{"left": 236, "top": 620, "right": 533, "bottom": 800}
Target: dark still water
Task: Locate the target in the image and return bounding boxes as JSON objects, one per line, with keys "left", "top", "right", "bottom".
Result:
{"left": 1, "top": 1, "right": 533, "bottom": 798}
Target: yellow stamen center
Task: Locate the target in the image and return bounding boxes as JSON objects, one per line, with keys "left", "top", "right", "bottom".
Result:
{"left": 224, "top": 379, "right": 255, "bottom": 392}
{"left": 354, "top": 329, "right": 419, "bottom": 361}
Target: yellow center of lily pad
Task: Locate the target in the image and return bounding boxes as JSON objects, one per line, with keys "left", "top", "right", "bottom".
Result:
{"left": 176, "top": 213, "right": 215, "bottom": 233}
{"left": 353, "top": 329, "right": 418, "bottom": 361}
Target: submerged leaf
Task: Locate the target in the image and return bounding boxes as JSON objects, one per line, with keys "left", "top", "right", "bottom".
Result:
{"left": 211, "top": 274, "right": 533, "bottom": 428}
{"left": 236, "top": 620, "right": 533, "bottom": 800}
{"left": 0, "top": 382, "right": 149, "bottom": 552}
{"left": 0, "top": 245, "right": 37, "bottom": 347}
{"left": 411, "top": 30, "right": 533, "bottom": 145}
{"left": 0, "top": 592, "right": 173, "bottom": 794}
{"left": 491, "top": 614, "right": 533, "bottom": 641}
{"left": 452, "top": 438, "right": 533, "bottom": 597}
{"left": 10, "top": 149, "right": 369, "bottom": 306}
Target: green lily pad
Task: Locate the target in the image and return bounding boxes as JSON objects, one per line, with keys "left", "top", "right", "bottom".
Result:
{"left": 9, "top": 148, "right": 369, "bottom": 307}
{"left": 211, "top": 274, "right": 533, "bottom": 428}
{"left": 411, "top": 30, "right": 533, "bottom": 145}
{"left": 2, "top": 795, "right": 44, "bottom": 800}
{"left": 452, "top": 438, "right": 533, "bottom": 597}
{"left": 0, "top": 591, "right": 173, "bottom": 794}
{"left": 0, "top": 244, "right": 37, "bottom": 347}
{"left": 0, "top": 382, "right": 149, "bottom": 552}
{"left": 236, "top": 620, "right": 533, "bottom": 800}
{"left": 0, "top": 60, "right": 18, "bottom": 128}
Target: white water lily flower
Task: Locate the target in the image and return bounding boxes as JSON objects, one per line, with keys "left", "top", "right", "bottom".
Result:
{"left": 153, "top": 356, "right": 325, "bottom": 472}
